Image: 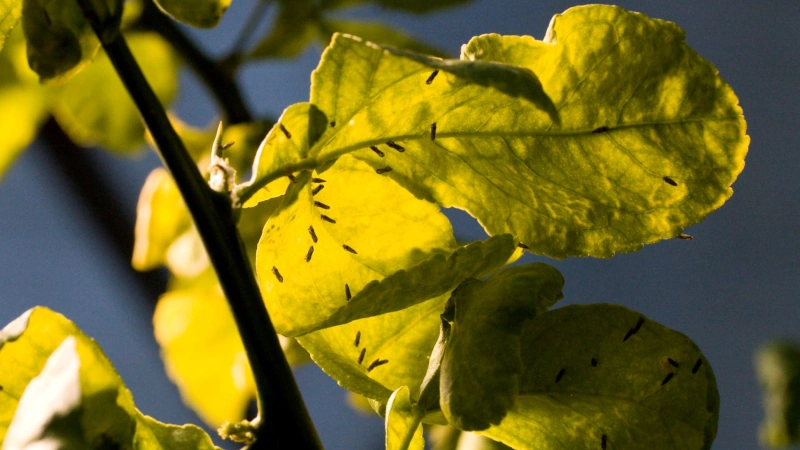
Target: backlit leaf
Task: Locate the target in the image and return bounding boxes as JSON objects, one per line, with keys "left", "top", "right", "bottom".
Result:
{"left": 440, "top": 263, "right": 564, "bottom": 431}
{"left": 320, "top": 0, "right": 470, "bottom": 13}
{"left": 21, "top": 0, "right": 121, "bottom": 82}
{"left": 0, "top": 0, "right": 21, "bottom": 51}
{"left": 755, "top": 341, "right": 800, "bottom": 447}
{"left": 477, "top": 304, "right": 719, "bottom": 450}
{"left": 0, "top": 307, "right": 219, "bottom": 449}
{"left": 256, "top": 155, "right": 458, "bottom": 336}
{"left": 153, "top": 0, "right": 230, "bottom": 28}
{"left": 49, "top": 32, "right": 178, "bottom": 154}
{"left": 386, "top": 386, "right": 424, "bottom": 450}
{"left": 242, "top": 4, "right": 747, "bottom": 259}
{"left": 318, "top": 19, "right": 446, "bottom": 58}
{"left": 248, "top": 2, "right": 319, "bottom": 60}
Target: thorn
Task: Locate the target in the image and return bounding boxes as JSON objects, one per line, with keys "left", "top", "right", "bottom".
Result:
{"left": 314, "top": 201, "right": 330, "bottom": 210}
{"left": 517, "top": 242, "right": 529, "bottom": 249}
{"left": 330, "top": 121, "right": 336, "bottom": 128}
{"left": 601, "top": 434, "right": 607, "bottom": 449}
{"left": 692, "top": 358, "right": 702, "bottom": 374}
{"left": 386, "top": 141, "right": 404, "bottom": 152}
{"left": 320, "top": 215, "right": 336, "bottom": 224}
{"left": 676, "top": 233, "right": 693, "bottom": 240}
{"left": 622, "top": 329, "right": 635, "bottom": 342}
{"left": 308, "top": 226, "right": 318, "bottom": 243}
{"left": 591, "top": 357, "right": 598, "bottom": 367}
{"left": 662, "top": 176, "right": 678, "bottom": 186}
{"left": 632, "top": 317, "right": 645, "bottom": 334}
{"left": 345, "top": 284, "right": 351, "bottom": 301}
{"left": 357, "top": 348, "right": 366, "bottom": 364}
{"left": 667, "top": 358, "right": 679, "bottom": 368}
{"left": 592, "top": 126, "right": 609, "bottom": 133}
{"left": 661, "top": 372, "right": 674, "bottom": 386}
{"left": 430, "top": 122, "right": 437, "bottom": 141}
{"left": 312, "top": 185, "right": 325, "bottom": 196}
{"left": 287, "top": 173, "right": 296, "bottom": 183}
{"left": 354, "top": 331, "right": 361, "bottom": 347}
{"left": 370, "top": 146, "right": 385, "bottom": 157}
{"left": 426, "top": 70, "right": 439, "bottom": 84}
{"left": 367, "top": 359, "right": 389, "bottom": 372}
{"left": 279, "top": 123, "right": 291, "bottom": 139}
{"left": 312, "top": 178, "right": 326, "bottom": 183}
{"left": 219, "top": 141, "right": 235, "bottom": 150}
{"left": 376, "top": 167, "right": 392, "bottom": 174}
{"left": 555, "top": 368, "right": 566, "bottom": 383}
{"left": 342, "top": 244, "right": 357, "bottom": 254}
{"left": 305, "top": 246, "right": 314, "bottom": 262}
{"left": 272, "top": 267, "right": 283, "bottom": 283}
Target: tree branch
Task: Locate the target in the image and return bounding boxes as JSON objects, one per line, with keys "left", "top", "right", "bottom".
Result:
{"left": 136, "top": 0, "right": 253, "bottom": 125}
{"left": 77, "top": 2, "right": 322, "bottom": 447}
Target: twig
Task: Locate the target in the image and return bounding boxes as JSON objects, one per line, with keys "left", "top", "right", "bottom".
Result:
{"left": 76, "top": 1, "right": 322, "bottom": 447}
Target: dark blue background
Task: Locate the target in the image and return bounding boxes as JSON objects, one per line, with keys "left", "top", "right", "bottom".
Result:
{"left": 1, "top": 1, "right": 798, "bottom": 448}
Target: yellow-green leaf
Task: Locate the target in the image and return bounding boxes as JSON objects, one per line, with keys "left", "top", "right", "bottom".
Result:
{"left": 478, "top": 304, "right": 719, "bottom": 450}
{"left": 21, "top": 0, "right": 121, "bottom": 82}
{"left": 247, "top": 5, "right": 748, "bottom": 259}
{"left": 440, "top": 263, "right": 564, "bottom": 431}
{"left": 318, "top": 19, "right": 446, "bottom": 58}
{"left": 153, "top": 0, "right": 230, "bottom": 28}
{"left": 256, "top": 155, "right": 458, "bottom": 336}
{"left": 0, "top": 0, "right": 21, "bottom": 51}
{"left": 49, "top": 32, "right": 178, "bottom": 154}
{"left": 297, "top": 293, "right": 447, "bottom": 403}
{"left": 386, "top": 386, "right": 424, "bottom": 450}
{"left": 0, "top": 307, "right": 219, "bottom": 449}
{"left": 755, "top": 341, "right": 800, "bottom": 447}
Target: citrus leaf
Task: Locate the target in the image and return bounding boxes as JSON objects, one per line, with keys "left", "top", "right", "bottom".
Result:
{"left": 0, "top": 307, "right": 219, "bottom": 449}
{"left": 0, "top": 28, "right": 47, "bottom": 178}
{"left": 319, "top": 234, "right": 517, "bottom": 335}
{"left": 152, "top": 0, "right": 230, "bottom": 28}
{"left": 755, "top": 341, "right": 800, "bottom": 447}
{"left": 0, "top": 0, "right": 21, "bottom": 51}
{"left": 320, "top": 0, "right": 470, "bottom": 13}
{"left": 440, "top": 263, "right": 564, "bottom": 431}
{"left": 50, "top": 32, "right": 178, "bottom": 154}
{"left": 297, "top": 293, "right": 447, "bottom": 403}
{"left": 21, "top": 0, "right": 121, "bottom": 82}
{"left": 256, "top": 154, "right": 458, "bottom": 336}
{"left": 477, "top": 304, "right": 719, "bottom": 450}
{"left": 249, "top": 4, "right": 748, "bottom": 259}
{"left": 318, "top": 19, "right": 446, "bottom": 58}
{"left": 386, "top": 386, "right": 424, "bottom": 450}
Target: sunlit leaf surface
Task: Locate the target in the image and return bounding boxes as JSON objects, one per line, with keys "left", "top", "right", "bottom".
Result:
{"left": 0, "top": 307, "right": 219, "bottom": 449}
{"left": 478, "top": 304, "right": 719, "bottom": 450}
{"left": 49, "top": 32, "right": 178, "bottom": 154}
{"left": 755, "top": 341, "right": 800, "bottom": 447}
{"left": 153, "top": 0, "right": 230, "bottom": 28}
{"left": 244, "top": 4, "right": 747, "bottom": 259}
{"left": 0, "top": 0, "right": 20, "bottom": 51}
{"left": 386, "top": 386, "right": 424, "bottom": 450}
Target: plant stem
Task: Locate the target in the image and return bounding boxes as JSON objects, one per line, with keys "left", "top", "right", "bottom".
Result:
{"left": 77, "top": 2, "right": 322, "bottom": 448}
{"left": 136, "top": 0, "right": 253, "bottom": 125}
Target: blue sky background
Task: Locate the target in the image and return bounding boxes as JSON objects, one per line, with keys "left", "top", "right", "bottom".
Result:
{"left": 1, "top": 1, "right": 798, "bottom": 448}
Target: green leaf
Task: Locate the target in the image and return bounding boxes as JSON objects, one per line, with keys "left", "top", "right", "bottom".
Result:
{"left": 0, "top": 0, "right": 21, "bottom": 51}
{"left": 386, "top": 386, "right": 425, "bottom": 450}
{"left": 0, "top": 28, "right": 47, "bottom": 178}
{"left": 21, "top": 0, "right": 121, "bottom": 82}
{"left": 255, "top": 154, "right": 458, "bottom": 336}
{"left": 0, "top": 307, "right": 219, "bottom": 449}
{"left": 318, "top": 19, "right": 446, "bottom": 58}
{"left": 153, "top": 0, "right": 230, "bottom": 28}
{"left": 440, "top": 263, "right": 565, "bottom": 431}
{"left": 755, "top": 341, "right": 800, "bottom": 447}
{"left": 320, "top": 0, "right": 470, "bottom": 13}
{"left": 297, "top": 293, "right": 447, "bottom": 403}
{"left": 319, "top": 234, "right": 517, "bottom": 336}
{"left": 249, "top": 4, "right": 748, "bottom": 259}
{"left": 477, "top": 304, "right": 719, "bottom": 450}
{"left": 49, "top": 32, "right": 178, "bottom": 154}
